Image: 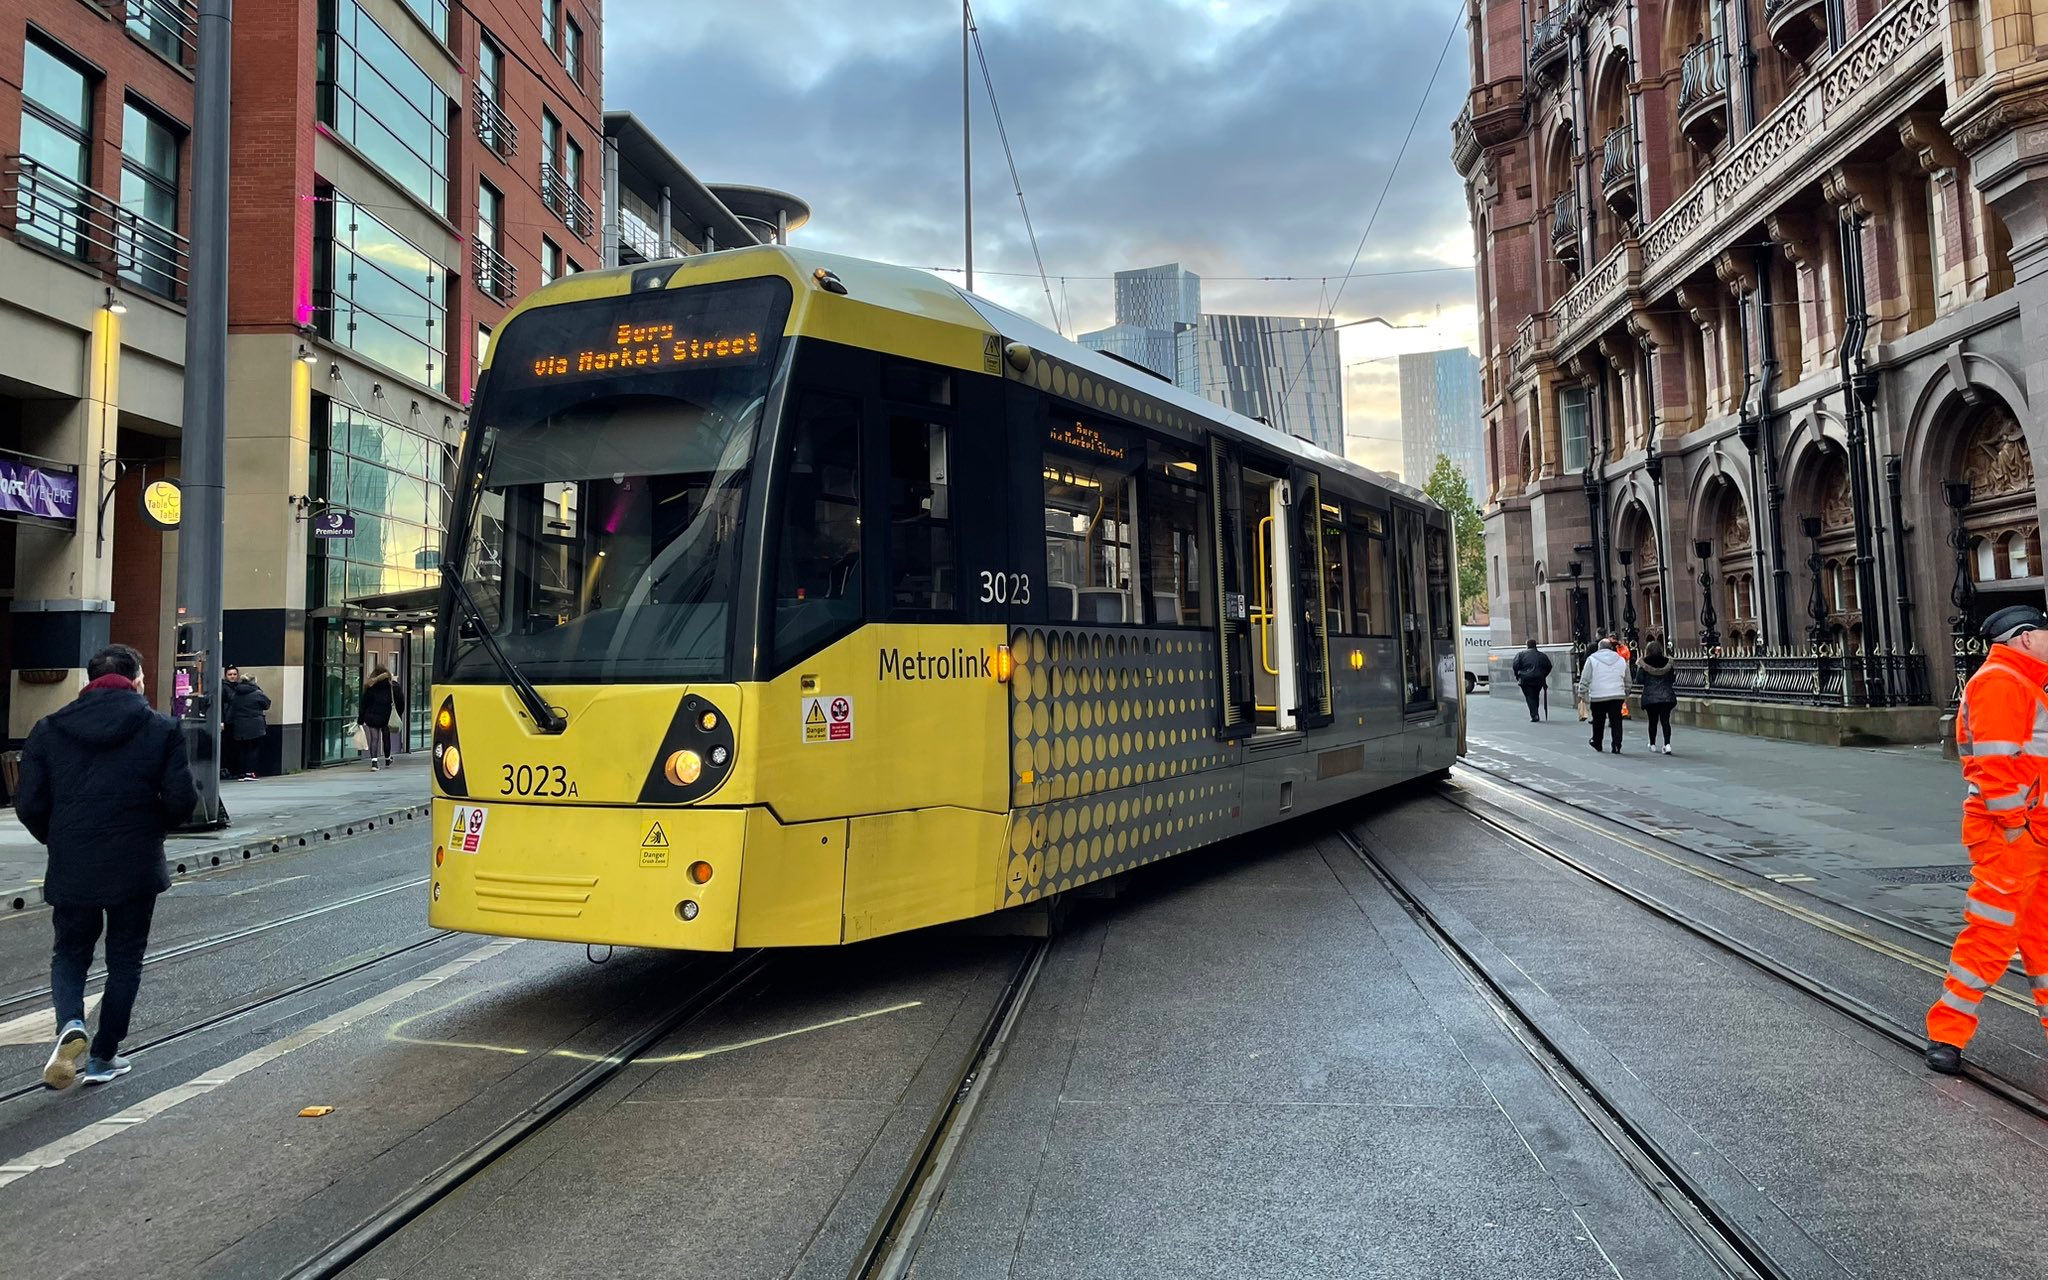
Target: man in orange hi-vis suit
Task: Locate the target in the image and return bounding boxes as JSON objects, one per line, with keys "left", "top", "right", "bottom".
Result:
{"left": 1928, "top": 604, "right": 2048, "bottom": 1074}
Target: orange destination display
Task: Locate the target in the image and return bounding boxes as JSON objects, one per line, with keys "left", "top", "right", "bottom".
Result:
{"left": 529, "top": 323, "right": 765, "bottom": 379}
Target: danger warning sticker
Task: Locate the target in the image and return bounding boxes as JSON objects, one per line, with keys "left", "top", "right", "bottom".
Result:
{"left": 449, "top": 805, "right": 488, "bottom": 855}
{"left": 801, "top": 695, "right": 854, "bottom": 744}
{"left": 640, "top": 820, "right": 669, "bottom": 868}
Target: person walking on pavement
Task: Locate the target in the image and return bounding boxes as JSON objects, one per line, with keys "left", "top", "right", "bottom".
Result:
{"left": 1578, "top": 637, "right": 1630, "bottom": 754}
{"left": 1927, "top": 605, "right": 2048, "bottom": 1075}
{"left": 17, "top": 645, "right": 198, "bottom": 1090}
{"left": 358, "top": 665, "right": 404, "bottom": 770}
{"left": 1512, "top": 639, "right": 1552, "bottom": 722}
{"left": 1638, "top": 635, "right": 1679, "bottom": 755}
{"left": 221, "top": 666, "right": 270, "bottom": 781}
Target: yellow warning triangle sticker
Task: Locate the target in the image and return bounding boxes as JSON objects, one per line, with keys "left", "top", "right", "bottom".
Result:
{"left": 805, "top": 701, "right": 826, "bottom": 726}
{"left": 641, "top": 822, "right": 669, "bottom": 849}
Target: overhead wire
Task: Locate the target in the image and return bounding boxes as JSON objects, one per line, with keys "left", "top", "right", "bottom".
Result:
{"left": 1278, "top": 0, "right": 1468, "bottom": 404}
{"left": 965, "top": 1, "right": 1064, "bottom": 334}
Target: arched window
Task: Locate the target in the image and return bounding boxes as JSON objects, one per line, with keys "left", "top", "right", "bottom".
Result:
{"left": 1826, "top": 559, "right": 1844, "bottom": 610}
{"left": 1975, "top": 536, "right": 1999, "bottom": 582}
{"left": 2006, "top": 531, "right": 2029, "bottom": 580}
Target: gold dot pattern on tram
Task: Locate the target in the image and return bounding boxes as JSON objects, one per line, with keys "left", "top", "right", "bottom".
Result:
{"left": 1003, "top": 627, "right": 1243, "bottom": 907}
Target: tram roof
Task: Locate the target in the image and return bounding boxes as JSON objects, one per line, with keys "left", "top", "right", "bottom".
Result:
{"left": 492, "top": 246, "right": 1435, "bottom": 513}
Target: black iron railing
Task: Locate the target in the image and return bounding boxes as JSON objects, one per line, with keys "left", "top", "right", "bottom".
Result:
{"left": 1529, "top": 4, "right": 1572, "bottom": 74}
{"left": 1668, "top": 644, "right": 1932, "bottom": 707}
{"left": 474, "top": 236, "right": 516, "bottom": 302}
{"left": 542, "top": 163, "right": 593, "bottom": 239}
{"left": 1679, "top": 38, "right": 1729, "bottom": 117}
{"left": 474, "top": 84, "right": 518, "bottom": 158}
{"left": 1601, "top": 123, "right": 1635, "bottom": 188}
{"left": 1551, "top": 192, "right": 1580, "bottom": 250}
{"left": 3, "top": 156, "right": 188, "bottom": 301}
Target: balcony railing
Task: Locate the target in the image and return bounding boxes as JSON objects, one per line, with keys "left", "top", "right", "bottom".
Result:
{"left": 1600, "top": 122, "right": 1638, "bottom": 216}
{"left": 1765, "top": 0, "right": 1828, "bottom": 62}
{"left": 114, "top": 0, "right": 197, "bottom": 69}
{"left": 473, "top": 84, "right": 518, "bottom": 159}
{"left": 474, "top": 236, "right": 516, "bottom": 302}
{"left": 1528, "top": 7, "right": 1570, "bottom": 78}
{"left": 1678, "top": 37, "right": 1731, "bottom": 133}
{"left": 1550, "top": 192, "right": 1581, "bottom": 262}
{"left": 2, "top": 155, "right": 188, "bottom": 301}
{"left": 542, "top": 163, "right": 593, "bottom": 239}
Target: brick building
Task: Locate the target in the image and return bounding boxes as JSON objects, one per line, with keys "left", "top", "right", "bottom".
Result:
{"left": 0, "top": 1, "right": 196, "bottom": 743}
{"left": 1459, "top": 0, "right": 2048, "bottom": 740}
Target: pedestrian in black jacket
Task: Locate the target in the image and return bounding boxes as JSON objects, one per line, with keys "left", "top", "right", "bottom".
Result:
{"left": 221, "top": 666, "right": 271, "bottom": 780}
{"left": 358, "top": 666, "right": 404, "bottom": 769}
{"left": 1638, "top": 636, "right": 1680, "bottom": 755}
{"left": 16, "top": 644, "right": 198, "bottom": 1090}
{"left": 1511, "top": 639, "right": 1553, "bottom": 722}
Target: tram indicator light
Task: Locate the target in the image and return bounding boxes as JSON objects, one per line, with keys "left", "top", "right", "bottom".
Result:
{"left": 688, "top": 861, "right": 713, "bottom": 885}
{"left": 993, "top": 644, "right": 1014, "bottom": 683}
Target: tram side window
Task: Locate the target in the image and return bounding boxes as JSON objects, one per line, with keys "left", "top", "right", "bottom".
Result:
{"left": 1394, "top": 507, "right": 1433, "bottom": 706}
{"left": 1044, "top": 449, "right": 1142, "bottom": 625}
{"left": 771, "top": 392, "right": 862, "bottom": 663}
{"left": 1426, "top": 522, "right": 1456, "bottom": 691}
{"left": 1141, "top": 443, "right": 1212, "bottom": 627}
{"left": 1322, "top": 503, "right": 1350, "bottom": 636}
{"left": 1347, "top": 507, "right": 1391, "bottom": 637}
{"left": 888, "top": 417, "right": 956, "bottom": 613}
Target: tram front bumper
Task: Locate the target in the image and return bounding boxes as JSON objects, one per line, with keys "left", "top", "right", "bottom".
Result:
{"left": 429, "top": 798, "right": 744, "bottom": 950}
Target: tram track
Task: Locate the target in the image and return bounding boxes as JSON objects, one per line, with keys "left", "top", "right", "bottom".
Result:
{"left": 0, "top": 930, "right": 453, "bottom": 1107}
{"left": 0, "top": 877, "right": 428, "bottom": 1023}
{"left": 1340, "top": 824, "right": 1802, "bottom": 1280}
{"left": 283, "top": 951, "right": 771, "bottom": 1280}
{"left": 1444, "top": 767, "right": 2048, "bottom": 1124}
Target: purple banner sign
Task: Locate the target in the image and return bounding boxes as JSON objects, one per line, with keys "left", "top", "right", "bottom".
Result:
{"left": 0, "top": 457, "right": 78, "bottom": 523}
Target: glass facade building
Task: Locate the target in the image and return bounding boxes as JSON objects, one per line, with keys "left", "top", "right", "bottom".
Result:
{"left": 315, "top": 189, "right": 449, "bottom": 392}
{"left": 1398, "top": 349, "right": 1485, "bottom": 499}
{"left": 1080, "top": 263, "right": 1205, "bottom": 394}
{"left": 316, "top": 0, "right": 450, "bottom": 214}
{"left": 1197, "top": 315, "right": 1345, "bottom": 456}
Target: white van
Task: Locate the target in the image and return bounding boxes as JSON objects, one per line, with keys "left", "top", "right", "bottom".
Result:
{"left": 1461, "top": 626, "right": 1491, "bottom": 694}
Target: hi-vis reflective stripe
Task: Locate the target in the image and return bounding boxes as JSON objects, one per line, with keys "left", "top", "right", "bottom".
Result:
{"left": 1983, "top": 786, "right": 2033, "bottom": 812}
{"left": 1948, "top": 961, "right": 1994, "bottom": 992}
{"left": 1961, "top": 740, "right": 2025, "bottom": 757}
{"left": 1939, "top": 989, "right": 1983, "bottom": 1016}
{"left": 2030, "top": 972, "right": 2048, "bottom": 991}
{"left": 1966, "top": 892, "right": 2020, "bottom": 926}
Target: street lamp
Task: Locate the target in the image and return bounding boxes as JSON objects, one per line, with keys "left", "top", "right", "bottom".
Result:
{"left": 1802, "top": 514, "right": 1827, "bottom": 648}
{"left": 1695, "top": 539, "right": 1719, "bottom": 650}
{"left": 1617, "top": 547, "right": 1637, "bottom": 647}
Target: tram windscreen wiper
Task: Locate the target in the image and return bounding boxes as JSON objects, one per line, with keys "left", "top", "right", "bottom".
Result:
{"left": 440, "top": 564, "right": 568, "bottom": 734}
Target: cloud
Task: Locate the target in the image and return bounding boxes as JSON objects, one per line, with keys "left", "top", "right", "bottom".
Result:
{"left": 604, "top": 0, "right": 1478, "bottom": 438}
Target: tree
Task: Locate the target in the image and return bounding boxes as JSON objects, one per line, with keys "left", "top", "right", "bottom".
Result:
{"left": 1423, "top": 454, "right": 1487, "bottom": 623}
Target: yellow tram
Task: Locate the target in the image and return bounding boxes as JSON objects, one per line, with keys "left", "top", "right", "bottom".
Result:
{"left": 428, "top": 247, "right": 1462, "bottom": 950}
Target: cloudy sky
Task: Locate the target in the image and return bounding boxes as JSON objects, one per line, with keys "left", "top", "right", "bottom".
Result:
{"left": 604, "top": 0, "right": 1476, "bottom": 477}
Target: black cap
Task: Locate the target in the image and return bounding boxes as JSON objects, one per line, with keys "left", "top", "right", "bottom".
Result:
{"left": 1982, "top": 604, "right": 2048, "bottom": 643}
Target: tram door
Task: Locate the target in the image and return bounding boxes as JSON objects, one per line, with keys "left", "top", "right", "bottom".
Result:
{"left": 1244, "top": 466, "right": 1299, "bottom": 732}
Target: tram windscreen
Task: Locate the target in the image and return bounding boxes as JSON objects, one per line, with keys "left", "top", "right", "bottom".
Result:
{"left": 446, "top": 277, "right": 792, "bottom": 682}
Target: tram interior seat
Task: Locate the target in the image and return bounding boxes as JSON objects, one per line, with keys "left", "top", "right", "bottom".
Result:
{"left": 1046, "top": 582, "right": 1078, "bottom": 622}
{"left": 1077, "top": 588, "right": 1128, "bottom": 624}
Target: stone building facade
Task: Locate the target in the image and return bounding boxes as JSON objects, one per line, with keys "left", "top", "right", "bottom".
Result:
{"left": 1457, "top": 0, "right": 2048, "bottom": 738}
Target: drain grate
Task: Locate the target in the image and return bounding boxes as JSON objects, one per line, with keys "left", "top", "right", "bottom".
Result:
{"left": 1860, "top": 865, "right": 1972, "bottom": 885}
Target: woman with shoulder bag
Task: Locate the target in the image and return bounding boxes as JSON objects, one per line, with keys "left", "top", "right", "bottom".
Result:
{"left": 357, "top": 666, "right": 404, "bottom": 770}
{"left": 1638, "top": 635, "right": 1680, "bottom": 755}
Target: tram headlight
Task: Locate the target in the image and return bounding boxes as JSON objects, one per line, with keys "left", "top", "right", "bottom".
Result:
{"left": 677, "top": 899, "right": 700, "bottom": 922}
{"left": 665, "top": 749, "right": 703, "bottom": 786}
{"left": 440, "top": 744, "right": 463, "bottom": 779}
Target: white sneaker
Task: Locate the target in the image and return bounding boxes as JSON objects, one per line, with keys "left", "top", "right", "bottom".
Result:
{"left": 1663, "top": 745, "right": 1673, "bottom": 755}
{"left": 42, "top": 1020, "right": 88, "bottom": 1091}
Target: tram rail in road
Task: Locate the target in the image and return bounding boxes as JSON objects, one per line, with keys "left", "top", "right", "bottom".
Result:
{"left": 1444, "top": 767, "right": 2048, "bottom": 1124}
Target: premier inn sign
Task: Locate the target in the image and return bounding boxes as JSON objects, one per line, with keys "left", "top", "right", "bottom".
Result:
{"left": 0, "top": 457, "right": 78, "bottom": 524}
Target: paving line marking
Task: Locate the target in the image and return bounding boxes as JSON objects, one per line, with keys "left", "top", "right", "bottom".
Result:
{"left": 0, "top": 993, "right": 103, "bottom": 1048}
{"left": 1455, "top": 769, "right": 2040, "bottom": 1014}
{"left": 228, "top": 875, "right": 311, "bottom": 898}
{"left": 0, "top": 938, "right": 518, "bottom": 1191}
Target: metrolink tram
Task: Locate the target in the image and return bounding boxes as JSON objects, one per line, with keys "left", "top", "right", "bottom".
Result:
{"left": 428, "top": 246, "right": 1462, "bottom": 950}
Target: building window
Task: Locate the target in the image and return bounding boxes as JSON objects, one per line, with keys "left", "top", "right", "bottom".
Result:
{"left": 541, "top": 0, "right": 558, "bottom": 50}
{"left": 317, "top": 188, "right": 448, "bottom": 391}
{"left": 477, "top": 180, "right": 502, "bottom": 251}
{"left": 317, "top": 0, "right": 451, "bottom": 214}
{"left": 563, "top": 14, "right": 583, "bottom": 82}
{"left": 474, "top": 34, "right": 516, "bottom": 157}
{"left": 478, "top": 35, "right": 503, "bottom": 101}
{"left": 1559, "top": 386, "right": 1589, "bottom": 473}
{"left": 16, "top": 38, "right": 94, "bottom": 259}
{"left": 475, "top": 180, "right": 514, "bottom": 301}
{"left": 565, "top": 137, "right": 583, "bottom": 201}
{"left": 118, "top": 101, "right": 182, "bottom": 298}
{"left": 541, "top": 236, "right": 562, "bottom": 286}
{"left": 476, "top": 324, "right": 491, "bottom": 377}
{"left": 396, "top": 0, "right": 449, "bottom": 41}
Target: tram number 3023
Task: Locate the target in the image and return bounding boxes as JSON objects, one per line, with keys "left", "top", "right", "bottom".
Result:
{"left": 500, "top": 763, "right": 579, "bottom": 798}
{"left": 979, "top": 571, "right": 1032, "bottom": 605}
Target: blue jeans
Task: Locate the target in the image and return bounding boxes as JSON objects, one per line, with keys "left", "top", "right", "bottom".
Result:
{"left": 52, "top": 896, "right": 157, "bottom": 1059}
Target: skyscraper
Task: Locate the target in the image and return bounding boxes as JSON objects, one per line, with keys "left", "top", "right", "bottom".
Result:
{"left": 1079, "top": 263, "right": 1203, "bottom": 393}
{"left": 1399, "top": 349, "right": 1484, "bottom": 499}
{"left": 1198, "top": 315, "right": 1345, "bottom": 456}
